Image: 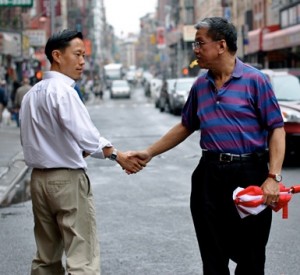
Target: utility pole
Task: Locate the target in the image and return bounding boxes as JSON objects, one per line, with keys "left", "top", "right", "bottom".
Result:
{"left": 50, "top": 0, "right": 55, "bottom": 34}
{"left": 61, "top": 0, "right": 68, "bottom": 30}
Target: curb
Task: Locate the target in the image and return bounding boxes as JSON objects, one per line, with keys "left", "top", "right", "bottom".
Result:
{"left": 0, "top": 151, "right": 29, "bottom": 206}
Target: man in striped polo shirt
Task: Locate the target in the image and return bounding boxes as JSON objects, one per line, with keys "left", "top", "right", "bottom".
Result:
{"left": 131, "top": 17, "right": 285, "bottom": 275}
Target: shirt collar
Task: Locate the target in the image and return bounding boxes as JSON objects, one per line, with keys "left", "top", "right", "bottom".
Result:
{"left": 232, "top": 57, "right": 243, "bottom": 78}
{"left": 43, "top": 71, "right": 76, "bottom": 87}
{"left": 205, "top": 57, "right": 243, "bottom": 80}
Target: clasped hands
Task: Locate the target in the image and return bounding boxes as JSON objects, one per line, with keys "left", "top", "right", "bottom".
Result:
{"left": 117, "top": 150, "right": 151, "bottom": 175}
{"left": 83, "top": 148, "right": 151, "bottom": 175}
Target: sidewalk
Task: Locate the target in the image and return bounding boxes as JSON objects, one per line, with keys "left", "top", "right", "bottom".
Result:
{"left": 0, "top": 121, "right": 29, "bottom": 206}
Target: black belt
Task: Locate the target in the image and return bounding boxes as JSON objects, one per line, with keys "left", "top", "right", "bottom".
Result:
{"left": 202, "top": 150, "right": 266, "bottom": 163}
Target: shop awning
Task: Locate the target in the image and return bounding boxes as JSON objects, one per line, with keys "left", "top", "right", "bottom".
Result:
{"left": 246, "top": 28, "right": 262, "bottom": 54}
{"left": 263, "top": 24, "right": 300, "bottom": 51}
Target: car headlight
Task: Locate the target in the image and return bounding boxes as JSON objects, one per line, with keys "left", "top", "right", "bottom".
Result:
{"left": 282, "top": 110, "right": 300, "bottom": 122}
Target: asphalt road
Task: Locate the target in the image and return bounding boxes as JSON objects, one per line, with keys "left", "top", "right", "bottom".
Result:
{"left": 0, "top": 85, "right": 300, "bottom": 275}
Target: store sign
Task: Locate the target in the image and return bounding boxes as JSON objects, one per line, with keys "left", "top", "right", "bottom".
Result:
{"left": 0, "top": 0, "right": 33, "bottom": 6}
{"left": 24, "top": 30, "right": 47, "bottom": 47}
{"left": 183, "top": 25, "right": 196, "bottom": 42}
{"left": 22, "top": 34, "right": 30, "bottom": 59}
{"left": 0, "top": 32, "right": 22, "bottom": 57}
{"left": 156, "top": 27, "right": 166, "bottom": 49}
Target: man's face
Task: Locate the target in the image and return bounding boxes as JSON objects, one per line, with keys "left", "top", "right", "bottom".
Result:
{"left": 193, "top": 28, "right": 221, "bottom": 69}
{"left": 56, "top": 38, "right": 85, "bottom": 80}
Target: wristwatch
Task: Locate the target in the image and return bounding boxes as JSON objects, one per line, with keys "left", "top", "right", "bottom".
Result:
{"left": 268, "top": 173, "right": 282, "bottom": 182}
{"left": 108, "top": 149, "right": 118, "bottom": 161}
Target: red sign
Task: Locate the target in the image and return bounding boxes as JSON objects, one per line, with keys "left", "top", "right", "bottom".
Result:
{"left": 83, "top": 39, "right": 92, "bottom": 56}
{"left": 156, "top": 27, "right": 166, "bottom": 49}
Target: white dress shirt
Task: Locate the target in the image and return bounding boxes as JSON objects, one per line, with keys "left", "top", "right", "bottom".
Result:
{"left": 20, "top": 71, "right": 112, "bottom": 169}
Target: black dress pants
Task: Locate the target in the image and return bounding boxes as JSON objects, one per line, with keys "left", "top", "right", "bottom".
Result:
{"left": 190, "top": 156, "right": 272, "bottom": 275}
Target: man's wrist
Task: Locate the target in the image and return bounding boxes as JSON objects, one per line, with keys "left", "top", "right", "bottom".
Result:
{"left": 108, "top": 148, "right": 118, "bottom": 161}
{"left": 268, "top": 173, "right": 282, "bottom": 183}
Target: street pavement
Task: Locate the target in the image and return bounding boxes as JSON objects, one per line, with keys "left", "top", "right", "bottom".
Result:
{"left": 1, "top": 93, "right": 300, "bottom": 274}
{"left": 0, "top": 119, "right": 29, "bottom": 206}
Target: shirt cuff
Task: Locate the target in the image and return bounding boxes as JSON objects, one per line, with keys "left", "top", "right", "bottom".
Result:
{"left": 90, "top": 138, "right": 112, "bottom": 159}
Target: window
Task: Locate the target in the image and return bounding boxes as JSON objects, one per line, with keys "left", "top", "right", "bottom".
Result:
{"left": 289, "top": 6, "right": 297, "bottom": 25}
{"left": 281, "top": 9, "right": 289, "bottom": 28}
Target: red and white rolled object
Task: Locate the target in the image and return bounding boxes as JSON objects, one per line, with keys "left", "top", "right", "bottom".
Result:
{"left": 233, "top": 184, "right": 300, "bottom": 219}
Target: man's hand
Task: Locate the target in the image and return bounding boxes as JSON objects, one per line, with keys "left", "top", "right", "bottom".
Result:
{"left": 82, "top": 151, "right": 90, "bottom": 158}
{"left": 116, "top": 150, "right": 149, "bottom": 174}
{"left": 128, "top": 150, "right": 152, "bottom": 163}
{"left": 261, "top": 178, "right": 280, "bottom": 205}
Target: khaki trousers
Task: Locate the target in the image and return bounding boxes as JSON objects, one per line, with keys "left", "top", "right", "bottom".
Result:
{"left": 30, "top": 168, "right": 100, "bottom": 275}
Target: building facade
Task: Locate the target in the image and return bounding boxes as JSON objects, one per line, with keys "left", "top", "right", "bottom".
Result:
{"left": 2, "top": 0, "right": 300, "bottom": 89}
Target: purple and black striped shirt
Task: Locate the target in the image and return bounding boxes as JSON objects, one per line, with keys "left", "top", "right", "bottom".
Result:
{"left": 182, "top": 58, "right": 284, "bottom": 154}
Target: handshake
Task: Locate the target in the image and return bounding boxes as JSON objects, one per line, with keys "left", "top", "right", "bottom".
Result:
{"left": 113, "top": 149, "right": 151, "bottom": 175}
{"left": 83, "top": 147, "right": 152, "bottom": 174}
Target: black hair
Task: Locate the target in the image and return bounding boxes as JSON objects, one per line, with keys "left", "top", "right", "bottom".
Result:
{"left": 194, "top": 17, "right": 238, "bottom": 53}
{"left": 45, "top": 29, "right": 83, "bottom": 63}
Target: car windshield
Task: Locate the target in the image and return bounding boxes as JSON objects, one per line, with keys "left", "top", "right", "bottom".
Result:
{"left": 272, "top": 75, "right": 300, "bottom": 101}
{"left": 113, "top": 81, "right": 128, "bottom": 87}
{"left": 176, "top": 80, "right": 194, "bottom": 91}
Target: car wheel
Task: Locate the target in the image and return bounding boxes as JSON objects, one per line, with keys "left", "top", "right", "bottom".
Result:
{"left": 173, "top": 108, "right": 181, "bottom": 116}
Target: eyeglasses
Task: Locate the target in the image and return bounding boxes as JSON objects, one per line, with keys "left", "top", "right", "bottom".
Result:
{"left": 192, "top": 40, "right": 219, "bottom": 50}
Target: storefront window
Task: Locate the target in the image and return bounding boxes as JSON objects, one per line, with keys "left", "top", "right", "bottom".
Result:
{"left": 281, "top": 10, "right": 289, "bottom": 28}
{"left": 289, "top": 6, "right": 297, "bottom": 25}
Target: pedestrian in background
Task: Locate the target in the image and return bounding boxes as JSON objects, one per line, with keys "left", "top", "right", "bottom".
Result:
{"left": 10, "top": 79, "right": 21, "bottom": 106}
{"left": 20, "top": 29, "right": 144, "bottom": 275}
{"left": 93, "top": 75, "right": 103, "bottom": 100}
{"left": 130, "top": 17, "right": 285, "bottom": 275}
{"left": 0, "top": 80, "right": 8, "bottom": 126}
{"left": 14, "top": 77, "right": 32, "bottom": 127}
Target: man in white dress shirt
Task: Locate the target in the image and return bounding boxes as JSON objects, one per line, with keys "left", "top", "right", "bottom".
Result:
{"left": 20, "top": 29, "right": 144, "bottom": 275}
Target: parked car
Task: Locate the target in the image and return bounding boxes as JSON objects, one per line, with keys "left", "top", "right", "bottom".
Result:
{"left": 150, "top": 78, "right": 163, "bottom": 108}
{"left": 169, "top": 77, "right": 196, "bottom": 115}
{"left": 110, "top": 80, "right": 131, "bottom": 99}
{"left": 269, "top": 68, "right": 300, "bottom": 81}
{"left": 261, "top": 69, "right": 300, "bottom": 160}
{"left": 126, "top": 66, "right": 137, "bottom": 85}
{"left": 126, "top": 70, "right": 136, "bottom": 84}
{"left": 157, "top": 78, "right": 177, "bottom": 112}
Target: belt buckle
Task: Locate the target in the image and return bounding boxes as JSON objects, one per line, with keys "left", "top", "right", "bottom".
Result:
{"left": 219, "top": 153, "right": 233, "bottom": 162}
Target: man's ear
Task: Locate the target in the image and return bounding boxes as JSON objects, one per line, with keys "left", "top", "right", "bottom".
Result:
{"left": 52, "top": 50, "right": 61, "bottom": 63}
{"left": 218, "top": 39, "right": 226, "bottom": 54}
